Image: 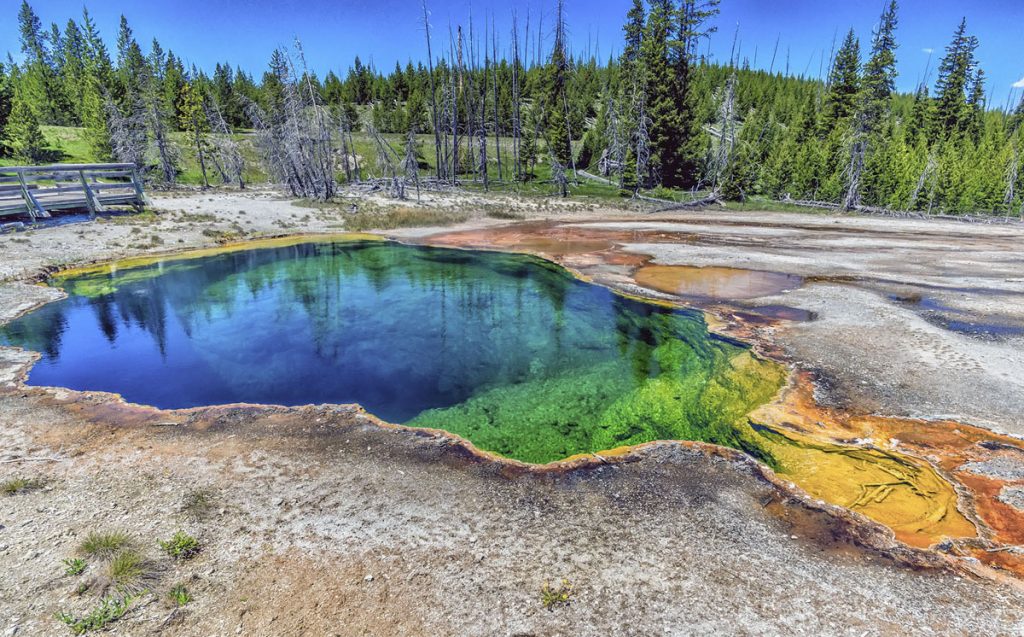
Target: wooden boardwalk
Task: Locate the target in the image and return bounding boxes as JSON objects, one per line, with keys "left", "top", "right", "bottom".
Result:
{"left": 0, "top": 163, "right": 147, "bottom": 221}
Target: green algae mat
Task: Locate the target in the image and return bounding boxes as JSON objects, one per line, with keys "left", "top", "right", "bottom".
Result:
{"left": 1, "top": 239, "right": 786, "bottom": 464}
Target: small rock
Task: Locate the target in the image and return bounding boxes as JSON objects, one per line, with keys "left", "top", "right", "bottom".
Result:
{"left": 364, "top": 574, "right": 373, "bottom": 582}
{"left": 997, "top": 485, "right": 1024, "bottom": 511}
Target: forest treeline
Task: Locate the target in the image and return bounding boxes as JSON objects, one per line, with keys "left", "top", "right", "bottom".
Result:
{"left": 1, "top": 0, "right": 1022, "bottom": 214}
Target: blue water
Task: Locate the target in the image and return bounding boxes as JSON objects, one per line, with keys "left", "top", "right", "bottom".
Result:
{"left": 0, "top": 239, "right": 783, "bottom": 463}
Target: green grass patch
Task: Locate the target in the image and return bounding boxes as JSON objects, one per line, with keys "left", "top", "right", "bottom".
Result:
{"left": 55, "top": 592, "right": 140, "bottom": 635}
{"left": 78, "top": 531, "right": 132, "bottom": 559}
{"left": 168, "top": 583, "right": 192, "bottom": 607}
{"left": 540, "top": 579, "right": 573, "bottom": 610}
{"left": 157, "top": 531, "right": 200, "bottom": 560}
{"left": 107, "top": 549, "right": 152, "bottom": 593}
{"left": 2, "top": 476, "right": 43, "bottom": 495}
{"left": 721, "top": 196, "right": 837, "bottom": 214}
{"left": 62, "top": 558, "right": 87, "bottom": 577}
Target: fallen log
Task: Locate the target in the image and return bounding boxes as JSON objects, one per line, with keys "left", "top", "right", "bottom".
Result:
{"left": 650, "top": 192, "right": 725, "bottom": 212}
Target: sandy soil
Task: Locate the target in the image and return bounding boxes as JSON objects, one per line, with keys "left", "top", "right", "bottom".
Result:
{"left": 2, "top": 189, "right": 1024, "bottom": 635}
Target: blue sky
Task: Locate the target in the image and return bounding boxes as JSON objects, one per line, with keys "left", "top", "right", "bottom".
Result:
{"left": 3, "top": 0, "right": 1023, "bottom": 109}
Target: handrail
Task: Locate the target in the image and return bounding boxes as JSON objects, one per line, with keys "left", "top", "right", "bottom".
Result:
{"left": 0, "top": 162, "right": 146, "bottom": 220}
{"left": 0, "top": 163, "right": 137, "bottom": 173}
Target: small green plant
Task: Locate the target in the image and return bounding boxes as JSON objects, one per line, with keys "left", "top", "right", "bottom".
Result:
{"left": 2, "top": 476, "right": 42, "bottom": 495}
{"left": 55, "top": 592, "right": 139, "bottom": 635}
{"left": 107, "top": 549, "right": 150, "bottom": 593}
{"left": 78, "top": 531, "right": 131, "bottom": 559}
{"left": 74, "top": 583, "right": 89, "bottom": 596}
{"left": 181, "top": 487, "right": 217, "bottom": 521}
{"left": 540, "top": 579, "right": 573, "bottom": 610}
{"left": 168, "top": 583, "right": 192, "bottom": 607}
{"left": 62, "top": 558, "right": 87, "bottom": 576}
{"left": 158, "top": 531, "right": 200, "bottom": 560}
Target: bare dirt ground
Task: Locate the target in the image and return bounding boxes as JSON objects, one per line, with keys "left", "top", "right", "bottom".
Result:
{"left": 2, "top": 189, "right": 1024, "bottom": 636}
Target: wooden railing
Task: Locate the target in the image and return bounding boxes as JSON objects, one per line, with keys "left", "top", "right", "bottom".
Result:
{"left": 0, "top": 163, "right": 147, "bottom": 221}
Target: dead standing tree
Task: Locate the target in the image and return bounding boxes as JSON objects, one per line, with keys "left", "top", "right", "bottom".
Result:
{"left": 708, "top": 70, "right": 738, "bottom": 193}
{"left": 632, "top": 86, "right": 652, "bottom": 195}
{"left": 600, "top": 96, "right": 626, "bottom": 188}
{"left": 204, "top": 97, "right": 246, "bottom": 189}
{"left": 143, "top": 69, "right": 178, "bottom": 184}
{"left": 421, "top": 1, "right": 445, "bottom": 181}
{"left": 368, "top": 124, "right": 405, "bottom": 199}
{"left": 338, "top": 109, "right": 361, "bottom": 183}
{"left": 1004, "top": 145, "right": 1021, "bottom": 216}
{"left": 247, "top": 44, "right": 337, "bottom": 201}
{"left": 510, "top": 11, "right": 524, "bottom": 182}
{"left": 403, "top": 128, "right": 422, "bottom": 201}
{"left": 105, "top": 94, "right": 147, "bottom": 170}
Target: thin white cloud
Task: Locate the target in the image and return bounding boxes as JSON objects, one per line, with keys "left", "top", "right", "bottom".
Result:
{"left": 922, "top": 48, "right": 934, "bottom": 54}
{"left": 1014, "top": 76, "right": 1024, "bottom": 89}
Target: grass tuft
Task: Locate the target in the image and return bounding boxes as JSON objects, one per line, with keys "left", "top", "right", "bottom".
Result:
{"left": 168, "top": 583, "right": 192, "bottom": 607}
{"left": 2, "top": 476, "right": 43, "bottom": 495}
{"left": 107, "top": 549, "right": 152, "bottom": 593}
{"left": 78, "top": 531, "right": 132, "bottom": 559}
{"left": 540, "top": 579, "right": 573, "bottom": 610}
{"left": 158, "top": 531, "right": 200, "bottom": 560}
{"left": 181, "top": 487, "right": 217, "bottom": 521}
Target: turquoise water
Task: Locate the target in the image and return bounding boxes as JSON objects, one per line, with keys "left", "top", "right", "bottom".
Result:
{"left": 0, "top": 239, "right": 785, "bottom": 463}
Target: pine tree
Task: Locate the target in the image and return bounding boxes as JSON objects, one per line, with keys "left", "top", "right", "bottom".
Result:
{"left": 179, "top": 81, "right": 210, "bottom": 187}
{"left": 16, "top": 1, "right": 65, "bottom": 124}
{"left": 640, "top": 0, "right": 678, "bottom": 186}
{"left": 80, "top": 7, "right": 114, "bottom": 160}
{"left": 618, "top": 0, "right": 646, "bottom": 186}
{"left": 3, "top": 86, "right": 49, "bottom": 162}
{"left": 543, "top": 0, "right": 572, "bottom": 169}
{"left": 818, "top": 29, "right": 860, "bottom": 136}
{"left": 672, "top": 0, "right": 719, "bottom": 187}
{"left": 0, "top": 63, "right": 13, "bottom": 155}
{"left": 859, "top": 1, "right": 898, "bottom": 134}
{"left": 58, "top": 19, "right": 88, "bottom": 125}
{"left": 163, "top": 53, "right": 186, "bottom": 125}
{"left": 843, "top": 0, "right": 898, "bottom": 209}
{"left": 931, "top": 18, "right": 978, "bottom": 139}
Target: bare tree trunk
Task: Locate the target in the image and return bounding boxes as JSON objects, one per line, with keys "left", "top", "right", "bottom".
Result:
{"left": 1004, "top": 146, "right": 1020, "bottom": 214}
{"left": 511, "top": 12, "right": 523, "bottom": 182}
{"left": 104, "top": 93, "right": 147, "bottom": 170}
{"left": 369, "top": 124, "right": 404, "bottom": 198}
{"left": 148, "top": 100, "right": 177, "bottom": 184}
{"left": 403, "top": 127, "right": 421, "bottom": 201}
{"left": 552, "top": 157, "right": 568, "bottom": 197}
{"left": 421, "top": 1, "right": 444, "bottom": 181}
{"left": 710, "top": 71, "right": 738, "bottom": 192}
{"left": 842, "top": 135, "right": 865, "bottom": 211}
{"left": 245, "top": 44, "right": 338, "bottom": 201}
{"left": 193, "top": 127, "right": 209, "bottom": 188}
{"left": 449, "top": 25, "right": 460, "bottom": 185}
{"left": 204, "top": 97, "right": 245, "bottom": 188}
{"left": 909, "top": 152, "right": 937, "bottom": 212}
{"left": 633, "top": 84, "right": 651, "bottom": 195}
{"left": 491, "top": 20, "right": 503, "bottom": 183}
